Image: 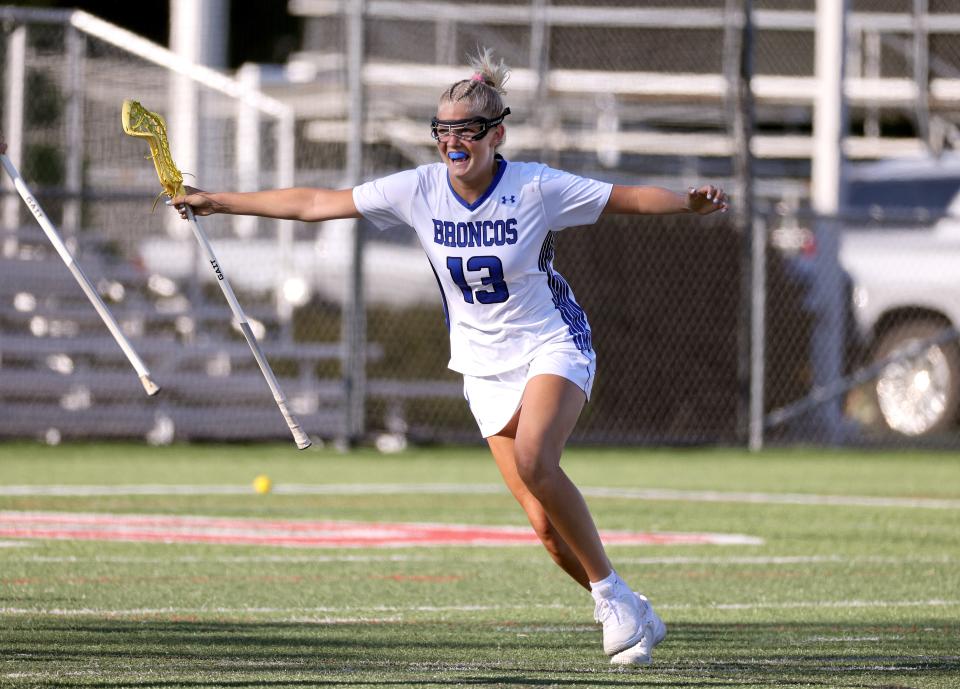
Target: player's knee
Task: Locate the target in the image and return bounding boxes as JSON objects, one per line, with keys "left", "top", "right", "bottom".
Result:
{"left": 514, "top": 445, "right": 560, "bottom": 498}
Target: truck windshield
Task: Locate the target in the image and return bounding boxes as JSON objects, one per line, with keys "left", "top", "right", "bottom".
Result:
{"left": 846, "top": 177, "right": 960, "bottom": 219}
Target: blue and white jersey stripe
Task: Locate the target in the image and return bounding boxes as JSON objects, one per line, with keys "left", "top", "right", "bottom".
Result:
{"left": 539, "top": 233, "right": 592, "bottom": 352}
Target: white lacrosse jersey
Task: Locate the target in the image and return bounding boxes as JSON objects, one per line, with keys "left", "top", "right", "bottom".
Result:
{"left": 352, "top": 157, "right": 612, "bottom": 376}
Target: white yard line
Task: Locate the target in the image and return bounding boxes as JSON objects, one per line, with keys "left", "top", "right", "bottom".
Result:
{"left": 0, "top": 604, "right": 568, "bottom": 617}
{"left": 614, "top": 554, "right": 958, "bottom": 565}
{"left": 6, "top": 553, "right": 955, "bottom": 565}
{"left": 660, "top": 599, "right": 960, "bottom": 611}
{"left": 11, "top": 553, "right": 435, "bottom": 564}
{"left": 582, "top": 486, "right": 960, "bottom": 509}
{"left": 0, "top": 485, "right": 256, "bottom": 496}
{"left": 1, "top": 482, "right": 957, "bottom": 509}
{"left": 1, "top": 599, "right": 956, "bottom": 618}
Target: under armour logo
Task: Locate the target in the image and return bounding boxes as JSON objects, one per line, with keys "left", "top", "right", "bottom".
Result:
{"left": 500, "top": 195, "right": 517, "bottom": 204}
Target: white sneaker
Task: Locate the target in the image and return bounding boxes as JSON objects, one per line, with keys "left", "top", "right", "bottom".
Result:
{"left": 609, "top": 593, "right": 667, "bottom": 666}
{"left": 592, "top": 581, "right": 645, "bottom": 655}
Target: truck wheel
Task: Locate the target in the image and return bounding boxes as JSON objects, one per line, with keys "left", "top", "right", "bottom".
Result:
{"left": 871, "top": 320, "right": 960, "bottom": 436}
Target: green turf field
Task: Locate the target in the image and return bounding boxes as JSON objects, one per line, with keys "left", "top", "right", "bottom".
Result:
{"left": 1, "top": 441, "right": 959, "bottom": 688}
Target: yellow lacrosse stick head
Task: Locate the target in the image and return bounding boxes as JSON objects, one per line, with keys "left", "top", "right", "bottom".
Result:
{"left": 121, "top": 99, "right": 186, "bottom": 199}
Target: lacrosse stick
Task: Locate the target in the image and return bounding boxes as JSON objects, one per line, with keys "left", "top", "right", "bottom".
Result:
{"left": 121, "top": 100, "right": 311, "bottom": 450}
{"left": 0, "top": 153, "right": 159, "bottom": 396}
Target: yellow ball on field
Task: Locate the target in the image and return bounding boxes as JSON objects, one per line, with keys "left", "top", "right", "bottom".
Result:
{"left": 252, "top": 474, "right": 272, "bottom": 494}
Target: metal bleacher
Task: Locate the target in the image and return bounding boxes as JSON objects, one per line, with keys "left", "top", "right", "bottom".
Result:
{"left": 283, "top": 0, "right": 960, "bottom": 196}
{"left": 0, "top": 223, "right": 379, "bottom": 444}
{"left": 0, "top": 6, "right": 474, "bottom": 445}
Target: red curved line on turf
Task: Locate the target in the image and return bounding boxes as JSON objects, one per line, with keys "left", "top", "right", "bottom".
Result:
{"left": 0, "top": 512, "right": 756, "bottom": 548}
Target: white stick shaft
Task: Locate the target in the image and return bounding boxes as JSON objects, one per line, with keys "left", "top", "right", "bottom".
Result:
{"left": 184, "top": 206, "right": 311, "bottom": 449}
{"left": 0, "top": 154, "right": 158, "bottom": 396}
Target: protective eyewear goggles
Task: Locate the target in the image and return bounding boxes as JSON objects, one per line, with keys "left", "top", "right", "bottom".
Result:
{"left": 430, "top": 108, "right": 510, "bottom": 142}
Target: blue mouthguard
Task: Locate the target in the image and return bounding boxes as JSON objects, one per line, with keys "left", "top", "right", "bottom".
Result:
{"left": 448, "top": 151, "right": 468, "bottom": 160}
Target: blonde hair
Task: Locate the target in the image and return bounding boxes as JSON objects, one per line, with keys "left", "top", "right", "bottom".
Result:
{"left": 439, "top": 47, "right": 510, "bottom": 119}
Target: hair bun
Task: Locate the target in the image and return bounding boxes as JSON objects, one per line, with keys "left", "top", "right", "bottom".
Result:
{"left": 467, "top": 47, "right": 510, "bottom": 95}
{"left": 439, "top": 47, "right": 510, "bottom": 125}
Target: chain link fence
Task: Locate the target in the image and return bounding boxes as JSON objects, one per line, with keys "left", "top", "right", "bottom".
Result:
{"left": 2, "top": 2, "right": 960, "bottom": 449}
{"left": 0, "top": 8, "right": 347, "bottom": 445}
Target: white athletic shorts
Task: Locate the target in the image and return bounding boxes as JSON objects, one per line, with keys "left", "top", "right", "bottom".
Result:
{"left": 463, "top": 347, "right": 597, "bottom": 438}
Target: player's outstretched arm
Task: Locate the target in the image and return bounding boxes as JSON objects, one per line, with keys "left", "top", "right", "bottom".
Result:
{"left": 603, "top": 184, "right": 728, "bottom": 216}
{"left": 169, "top": 186, "right": 362, "bottom": 223}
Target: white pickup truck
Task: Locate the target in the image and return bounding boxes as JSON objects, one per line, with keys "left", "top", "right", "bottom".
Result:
{"left": 842, "top": 219, "right": 960, "bottom": 436}
{"left": 791, "top": 154, "right": 960, "bottom": 437}
{"left": 771, "top": 154, "right": 960, "bottom": 437}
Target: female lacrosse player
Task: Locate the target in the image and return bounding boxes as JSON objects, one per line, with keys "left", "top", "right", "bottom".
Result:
{"left": 171, "top": 49, "right": 727, "bottom": 666}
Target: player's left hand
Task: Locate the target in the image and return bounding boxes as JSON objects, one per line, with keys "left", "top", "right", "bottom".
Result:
{"left": 686, "top": 185, "right": 728, "bottom": 215}
{"left": 0, "top": 132, "right": 6, "bottom": 156}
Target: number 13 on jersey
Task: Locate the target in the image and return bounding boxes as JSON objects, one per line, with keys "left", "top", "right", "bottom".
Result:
{"left": 446, "top": 256, "right": 509, "bottom": 304}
